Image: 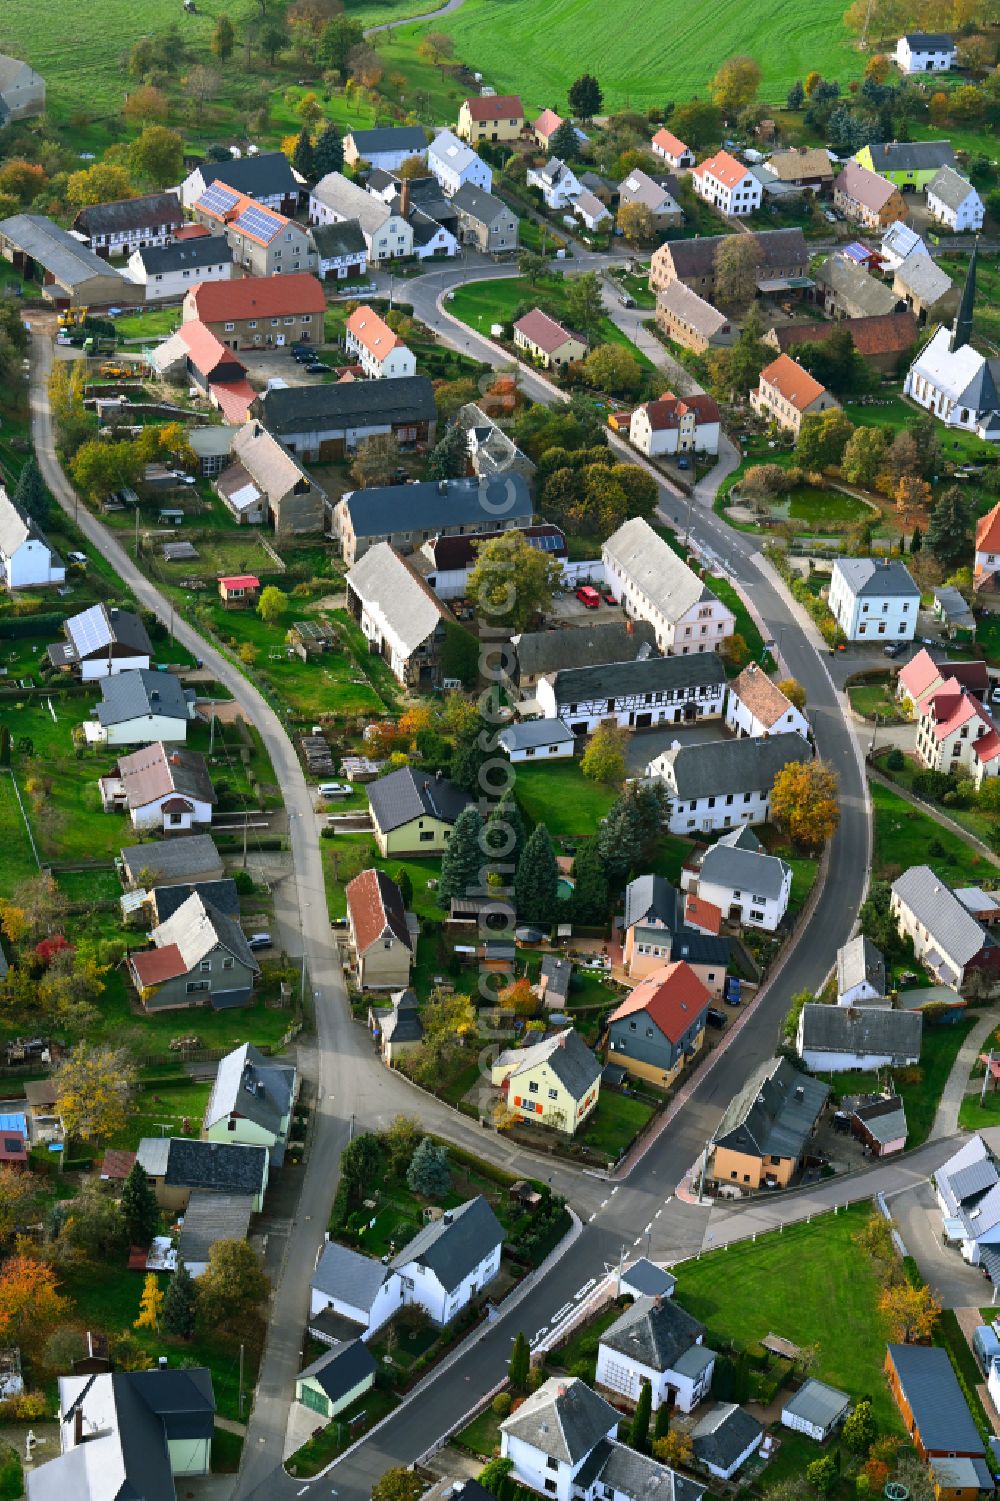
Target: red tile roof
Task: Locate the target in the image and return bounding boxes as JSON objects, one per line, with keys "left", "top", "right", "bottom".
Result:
{"left": 608, "top": 961, "right": 711, "bottom": 1044}
{"left": 759, "top": 353, "right": 828, "bottom": 413}
{"left": 210, "top": 379, "right": 256, "bottom": 423}
{"left": 923, "top": 687, "right": 992, "bottom": 742}
{"left": 730, "top": 663, "right": 796, "bottom": 729}
{"left": 641, "top": 392, "right": 720, "bottom": 430}
{"left": 130, "top": 944, "right": 187, "bottom": 986}
{"left": 346, "top": 868, "right": 412, "bottom": 955}
{"left": 977, "top": 501, "right": 1000, "bottom": 555}
{"left": 975, "top": 729, "right": 1000, "bottom": 765}
{"left": 684, "top": 894, "right": 722, "bottom": 935}
{"left": 464, "top": 94, "right": 524, "bottom": 121}
{"left": 346, "top": 305, "right": 404, "bottom": 359}
{"left": 652, "top": 128, "right": 689, "bottom": 158}
{"left": 513, "top": 307, "right": 581, "bottom": 355}
{"left": 771, "top": 311, "right": 917, "bottom": 359}
{"left": 101, "top": 1148, "right": 137, "bottom": 1180}
{"left": 534, "top": 108, "right": 564, "bottom": 140}
{"left": 219, "top": 575, "right": 261, "bottom": 590}
{"left": 179, "top": 320, "right": 243, "bottom": 380}
{"left": 175, "top": 223, "right": 211, "bottom": 240}
{"left": 188, "top": 273, "right": 326, "bottom": 323}
{"left": 899, "top": 648, "right": 988, "bottom": 708}
{"left": 197, "top": 182, "right": 288, "bottom": 245}
{"left": 693, "top": 149, "right": 750, "bottom": 189}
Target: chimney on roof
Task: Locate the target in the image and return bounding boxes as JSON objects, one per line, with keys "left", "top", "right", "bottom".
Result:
{"left": 74, "top": 1405, "right": 84, "bottom": 1446}
{"left": 110, "top": 607, "right": 118, "bottom": 618}
{"left": 150, "top": 689, "right": 160, "bottom": 704}
{"left": 794, "top": 1085, "right": 805, "bottom": 1100}
{"left": 557, "top": 1384, "right": 567, "bottom": 1397}
{"left": 170, "top": 752, "right": 182, "bottom": 766}
{"left": 400, "top": 178, "right": 410, "bottom": 218}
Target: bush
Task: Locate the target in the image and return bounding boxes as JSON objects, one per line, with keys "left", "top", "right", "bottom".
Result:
{"left": 492, "top": 1392, "right": 512, "bottom": 1417}
{"left": 885, "top": 748, "right": 904, "bottom": 771}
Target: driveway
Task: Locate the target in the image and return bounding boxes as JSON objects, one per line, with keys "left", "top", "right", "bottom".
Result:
{"left": 890, "top": 1178, "right": 993, "bottom": 1309}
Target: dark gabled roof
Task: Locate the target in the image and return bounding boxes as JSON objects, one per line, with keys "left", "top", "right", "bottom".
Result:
{"left": 798, "top": 1004, "right": 922, "bottom": 1060}
{"left": 595, "top": 1443, "right": 704, "bottom": 1501}
{"left": 368, "top": 766, "right": 472, "bottom": 835}
{"left": 451, "top": 183, "right": 514, "bottom": 227}
{"left": 513, "top": 620, "right": 657, "bottom": 679}
{"left": 666, "top": 227, "right": 807, "bottom": 277}
{"left": 133, "top": 237, "right": 234, "bottom": 275}
{"left": 310, "top": 219, "right": 367, "bottom": 259}
{"left": 600, "top": 1294, "right": 705, "bottom": 1372}
{"left": 692, "top": 1403, "right": 763, "bottom": 1470}
{"left": 120, "top": 832, "right": 222, "bottom": 882}
{"left": 495, "top": 1028, "right": 601, "bottom": 1100}
{"left": 256, "top": 375, "right": 437, "bottom": 437}
{"left": 96, "top": 668, "right": 189, "bottom": 726}
{"left": 866, "top": 140, "right": 955, "bottom": 174}
{"left": 299, "top": 1339, "right": 376, "bottom": 1402}
{"left": 344, "top": 473, "right": 533, "bottom": 539}
{"left": 902, "top": 31, "right": 954, "bottom": 46}
{"left": 624, "top": 874, "right": 682, "bottom": 932}
{"left": 657, "top": 731, "right": 812, "bottom": 800}
{"left": 176, "top": 1189, "right": 254, "bottom": 1265}
{"left": 833, "top": 557, "right": 919, "bottom": 600}
{"left": 149, "top": 878, "right": 240, "bottom": 925}
{"left": 837, "top": 935, "right": 886, "bottom": 997}
{"left": 551, "top": 653, "right": 725, "bottom": 706}
{"left": 199, "top": 151, "right": 298, "bottom": 200}
{"left": 161, "top": 1137, "right": 268, "bottom": 1195}
{"left": 204, "top": 1042, "right": 295, "bottom": 1137}
{"left": 886, "top": 1344, "right": 984, "bottom": 1455}
{"left": 622, "top": 1257, "right": 677, "bottom": 1298}
{"left": 347, "top": 125, "right": 427, "bottom": 156}
{"left": 73, "top": 192, "right": 182, "bottom": 237}
{"left": 391, "top": 1195, "right": 504, "bottom": 1293}
{"left": 713, "top": 1056, "right": 830, "bottom": 1160}
{"left": 312, "top": 1239, "right": 391, "bottom": 1311}
{"left": 65, "top": 603, "right": 151, "bottom": 660}
{"left": 500, "top": 1376, "right": 619, "bottom": 1463}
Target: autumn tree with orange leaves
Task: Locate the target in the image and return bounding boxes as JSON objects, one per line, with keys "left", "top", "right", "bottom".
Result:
{"left": 878, "top": 1281, "right": 941, "bottom": 1343}
{"left": 0, "top": 1256, "right": 68, "bottom": 1353}
{"left": 770, "top": 759, "right": 840, "bottom": 850}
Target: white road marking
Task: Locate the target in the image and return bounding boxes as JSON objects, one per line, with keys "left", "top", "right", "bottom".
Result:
{"left": 654, "top": 1210, "right": 662, "bottom": 1219}
{"left": 588, "top": 1213, "right": 597, "bottom": 1222}
{"left": 644, "top": 1222, "right": 653, "bottom": 1234}
{"left": 611, "top": 1186, "right": 619, "bottom": 1195}
{"left": 633, "top": 1237, "right": 641, "bottom": 1246}
{"left": 297, "top": 1489, "right": 309, "bottom": 1496}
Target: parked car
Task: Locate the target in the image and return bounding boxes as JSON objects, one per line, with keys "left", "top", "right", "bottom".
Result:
{"left": 676, "top": 456, "right": 691, "bottom": 470}
{"left": 247, "top": 933, "right": 273, "bottom": 950}
{"left": 603, "top": 591, "right": 618, "bottom": 606}
{"left": 706, "top": 1008, "right": 727, "bottom": 1030}
{"left": 318, "top": 782, "right": 352, "bottom": 798}
{"left": 883, "top": 641, "right": 906, "bottom": 658}
{"left": 67, "top": 551, "right": 88, "bottom": 566}
{"left": 991, "top": 684, "right": 1000, "bottom": 705}
{"left": 306, "top": 361, "right": 333, "bottom": 374}
{"left": 576, "top": 585, "right": 601, "bottom": 609}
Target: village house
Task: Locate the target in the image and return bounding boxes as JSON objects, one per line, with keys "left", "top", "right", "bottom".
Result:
{"left": 832, "top": 161, "right": 908, "bottom": 230}
{"left": 180, "top": 151, "right": 300, "bottom": 215}
{"left": 725, "top": 663, "right": 810, "bottom": 741}
{"left": 492, "top": 1029, "right": 601, "bottom": 1134}
{"left": 763, "top": 311, "right": 917, "bottom": 375}
{"left": 0, "top": 53, "right": 45, "bottom": 120}
{"left": 893, "top": 252, "right": 955, "bottom": 326}
{"left": 73, "top": 191, "right": 183, "bottom": 259}
{"left": 651, "top": 128, "right": 695, "bottom": 169}
{"left": 975, "top": 501, "right": 1000, "bottom": 594}
{"left": 0, "top": 213, "right": 130, "bottom": 307}
{"left": 896, "top": 648, "right": 989, "bottom": 715}
{"left": 926, "top": 165, "right": 983, "bottom": 232}
{"left": 218, "top": 574, "right": 260, "bottom": 606}
{"left": 47, "top": 602, "right": 151, "bottom": 680}
{"left": 621, "top": 874, "right": 730, "bottom": 993}
{"left": 333, "top": 471, "right": 532, "bottom": 566}
{"left": 602, "top": 517, "right": 735, "bottom": 656}
{"left": 606, "top": 961, "right": 710, "bottom": 1088}
{"left": 367, "top": 765, "right": 472, "bottom": 857}
{"left": 119, "top": 833, "right": 224, "bottom": 890}
{"left": 750, "top": 353, "right": 840, "bottom": 436}
{"left": 836, "top": 935, "right": 887, "bottom": 1005}
{"left": 647, "top": 731, "right": 812, "bottom": 836}
{"left": 682, "top": 825, "right": 792, "bottom": 931}
{"left": 596, "top": 1295, "right": 715, "bottom": 1412}
{"left": 878, "top": 221, "right": 926, "bottom": 273}
{"left": 856, "top": 139, "right": 956, "bottom": 191}
{"left": 782, "top": 1380, "right": 851, "bottom": 1443}
{"left": 537, "top": 954, "right": 573, "bottom": 1011}
{"left": 309, "top": 172, "right": 414, "bottom": 262}
{"left": 310, "top": 219, "right": 368, "bottom": 282}
{"left": 573, "top": 191, "right": 611, "bottom": 232}
{"left": 618, "top": 169, "right": 683, "bottom": 230}
{"left": 894, "top": 32, "right": 957, "bottom": 70}
{"left": 891, "top": 866, "right": 1000, "bottom": 993}
{"left": 148, "top": 321, "right": 254, "bottom": 424}
{"left": 498, "top": 719, "right": 576, "bottom": 762}
{"left": 513, "top": 308, "right": 587, "bottom": 368}
{"left": 256, "top": 376, "right": 436, "bottom": 466}
{"left": 345, "top": 305, "right": 416, "bottom": 380}
{"left": 370, "top": 988, "right": 424, "bottom": 1066}
{"left": 843, "top": 1093, "right": 908, "bottom": 1157}
{"left": 814, "top": 254, "right": 901, "bottom": 320}
{"left": 691, "top": 150, "right": 762, "bottom": 216}
{"left": 216, "top": 420, "right": 325, "bottom": 537}
{"left": 885, "top": 1345, "right": 986, "bottom": 1464}
{"left": 458, "top": 402, "right": 536, "bottom": 481}
{"left": 692, "top": 1405, "right": 765, "bottom": 1481}
{"left": 532, "top": 108, "right": 566, "bottom": 149}
{"left": 934, "top": 583, "right": 976, "bottom": 638}
{"left": 451, "top": 183, "right": 519, "bottom": 253}
{"left": 203, "top": 1042, "right": 297, "bottom": 1163}
{"left": 649, "top": 228, "right": 808, "bottom": 299}
{"left": 913, "top": 682, "right": 999, "bottom": 783}
{"left": 87, "top": 669, "right": 193, "bottom": 748}
{"left": 629, "top": 393, "right": 721, "bottom": 457}
{"left": 508, "top": 619, "right": 658, "bottom": 695}
{"left": 343, "top": 124, "right": 427, "bottom": 172}
{"left": 536, "top": 652, "right": 726, "bottom": 735}
{"left": 828, "top": 557, "right": 919, "bottom": 642}
{"left": 309, "top": 1239, "right": 401, "bottom": 1341}
{"left": 183, "top": 274, "right": 325, "bottom": 351}
{"left": 905, "top": 251, "right": 1000, "bottom": 438}
{"left": 126, "top": 236, "right": 233, "bottom": 301}
{"left": 193, "top": 182, "right": 317, "bottom": 278}
{"left": 295, "top": 1342, "right": 376, "bottom": 1426}
{"left": 935, "top": 1135, "right": 1000, "bottom": 1268}
{"left": 26, "top": 1368, "right": 216, "bottom": 1501}
{"left": 711, "top": 1056, "right": 830, "bottom": 1191}
{"left": 0, "top": 487, "right": 64, "bottom": 589}
{"left": 796, "top": 1004, "right": 922, "bottom": 1072}
{"left": 527, "top": 157, "right": 583, "bottom": 210}
{"left": 347, "top": 542, "right": 452, "bottom": 690}
{"left": 656, "top": 281, "right": 736, "bottom": 355}
{"left": 428, "top": 130, "right": 493, "bottom": 197}
{"left": 414, "top": 525, "right": 562, "bottom": 601}
{"left": 759, "top": 147, "right": 834, "bottom": 195}
{"left": 128, "top": 890, "right": 260, "bottom": 1011}
{"left": 457, "top": 94, "right": 524, "bottom": 143}
{"left": 136, "top": 1135, "right": 268, "bottom": 1213}
{"left": 99, "top": 742, "right": 215, "bottom": 832}
{"left": 500, "top": 1376, "right": 704, "bottom": 1501}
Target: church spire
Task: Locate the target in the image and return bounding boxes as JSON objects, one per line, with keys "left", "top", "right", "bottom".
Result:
{"left": 951, "top": 240, "right": 978, "bottom": 353}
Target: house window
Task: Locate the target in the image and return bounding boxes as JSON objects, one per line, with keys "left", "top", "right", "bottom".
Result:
{"left": 222, "top": 957, "right": 235, "bottom": 970}
{"left": 529, "top": 1080, "right": 538, "bottom": 1093}
{"left": 548, "top": 1088, "right": 558, "bottom": 1100}
{"left": 199, "top": 959, "right": 211, "bottom": 972}
{"left": 186, "top": 980, "right": 210, "bottom": 993}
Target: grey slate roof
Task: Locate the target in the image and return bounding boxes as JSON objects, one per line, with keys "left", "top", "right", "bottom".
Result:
{"left": 596, "top": 1442, "right": 704, "bottom": 1501}
{"left": 664, "top": 228, "right": 807, "bottom": 278}
{"left": 499, "top": 719, "right": 576, "bottom": 753}
{"left": 348, "top": 125, "right": 426, "bottom": 157}
{"left": 655, "top": 731, "right": 812, "bottom": 800}
{"left": 698, "top": 842, "right": 790, "bottom": 902}
{"left": 204, "top": 1042, "right": 295, "bottom": 1139}
{"left": 500, "top": 1375, "right": 619, "bottom": 1463}
{"left": 621, "top": 1257, "right": 677, "bottom": 1298}
{"left": 311, "top": 173, "right": 392, "bottom": 237}
{"left": 845, "top": 1092, "right": 908, "bottom": 1147}
{"left": 603, "top": 517, "right": 718, "bottom": 627}
{"left": 160, "top": 1137, "right": 268, "bottom": 1195}
{"left": 347, "top": 542, "right": 450, "bottom": 656}
{"left": 833, "top": 557, "right": 919, "bottom": 600}
{"left": 512, "top": 620, "right": 657, "bottom": 680}
{"left": 893, "top": 251, "right": 953, "bottom": 304}
{"left": 866, "top": 140, "right": 955, "bottom": 174}
{"left": 205, "top": 152, "right": 299, "bottom": 200}
{"left": 120, "top": 832, "right": 222, "bottom": 883}
{"left": 798, "top": 1003, "right": 922, "bottom": 1060}
{"left": 152, "top": 891, "right": 259, "bottom": 976}
{"left": 96, "top": 668, "right": 190, "bottom": 727}
{"left": 892, "top": 865, "right": 989, "bottom": 967}
{"left": 149, "top": 878, "right": 240, "bottom": 925}
{"left": 344, "top": 473, "right": 533, "bottom": 540}
{"left": 75, "top": 192, "right": 182, "bottom": 238}
{"left": 65, "top": 603, "right": 151, "bottom": 660}
{"left": 816, "top": 255, "right": 900, "bottom": 316}
{"left": 176, "top": 1188, "right": 254, "bottom": 1265}
{"left": 601, "top": 1294, "right": 705, "bottom": 1372}
{"left": 886, "top": 1344, "right": 983, "bottom": 1455}
{"left": 298, "top": 1339, "right": 376, "bottom": 1402}
{"left": 379, "top": 988, "right": 424, "bottom": 1045}
{"left": 550, "top": 653, "right": 725, "bottom": 707}
{"left": 714, "top": 1057, "right": 830, "bottom": 1160}
{"left": 495, "top": 1028, "right": 601, "bottom": 1100}
{"left": 451, "top": 183, "right": 513, "bottom": 227}
{"left": 624, "top": 874, "right": 682, "bottom": 932}
{"left": 368, "top": 766, "right": 472, "bottom": 835}
{"left": 0, "top": 214, "right": 129, "bottom": 289}
{"left": 783, "top": 1378, "right": 850, "bottom": 1431}
{"left": 310, "top": 219, "right": 367, "bottom": 259}
{"left": 540, "top": 953, "right": 573, "bottom": 1001}
{"left": 837, "top": 935, "right": 886, "bottom": 997}
{"left": 312, "top": 1239, "right": 392, "bottom": 1312}
{"left": 391, "top": 1195, "right": 504, "bottom": 1293}
{"left": 133, "top": 237, "right": 234, "bottom": 276}
{"left": 927, "top": 164, "right": 978, "bottom": 212}
{"left": 902, "top": 31, "right": 953, "bottom": 47}
{"left": 692, "top": 1404, "right": 763, "bottom": 1472}
{"left": 258, "top": 374, "right": 436, "bottom": 437}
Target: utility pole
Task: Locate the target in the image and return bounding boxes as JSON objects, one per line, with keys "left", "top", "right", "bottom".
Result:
{"left": 868, "top": 711, "right": 880, "bottom": 762}
{"left": 615, "top": 1239, "right": 625, "bottom": 1296}
{"left": 238, "top": 1343, "right": 244, "bottom": 1417}
{"left": 982, "top": 1050, "right": 994, "bottom": 1106}
{"left": 242, "top": 818, "right": 248, "bottom": 870}
{"left": 134, "top": 504, "right": 139, "bottom": 558}
{"left": 698, "top": 1139, "right": 711, "bottom": 1201}
{"left": 208, "top": 701, "right": 215, "bottom": 756}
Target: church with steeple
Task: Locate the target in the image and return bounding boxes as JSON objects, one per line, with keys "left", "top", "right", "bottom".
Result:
{"left": 903, "top": 245, "right": 1000, "bottom": 440}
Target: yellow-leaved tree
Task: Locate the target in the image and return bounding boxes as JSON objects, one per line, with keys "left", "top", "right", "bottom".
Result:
{"left": 770, "top": 759, "right": 840, "bottom": 851}
{"left": 135, "top": 1273, "right": 164, "bottom": 1331}
{"left": 52, "top": 1043, "right": 137, "bottom": 1144}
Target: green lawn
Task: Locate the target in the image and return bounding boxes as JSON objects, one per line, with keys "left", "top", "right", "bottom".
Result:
{"left": 107, "top": 1076, "right": 212, "bottom": 1149}
{"left": 447, "top": 276, "right": 654, "bottom": 372}
{"left": 780, "top": 487, "right": 870, "bottom": 530}
{"left": 870, "top": 778, "right": 992, "bottom": 886}
{"left": 511, "top": 760, "right": 618, "bottom": 837}
{"left": 115, "top": 306, "right": 181, "bottom": 341}
{"left": 676, "top": 1204, "right": 903, "bottom": 1432}
{"left": 0, "top": 769, "right": 39, "bottom": 895}
{"left": 454, "top": 1407, "right": 504, "bottom": 1458}
{"left": 848, "top": 680, "right": 899, "bottom": 722}
{"left": 815, "top": 1015, "right": 977, "bottom": 1148}
{"left": 649, "top": 832, "right": 697, "bottom": 885}
{"left": 321, "top": 830, "right": 445, "bottom": 922}
{"left": 959, "top": 1022, "right": 1000, "bottom": 1131}
{"left": 575, "top": 1090, "right": 654, "bottom": 1163}
{"left": 286, "top": 1389, "right": 400, "bottom": 1477}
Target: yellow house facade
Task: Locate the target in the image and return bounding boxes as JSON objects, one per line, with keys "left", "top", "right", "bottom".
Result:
{"left": 458, "top": 94, "right": 525, "bottom": 143}
{"left": 367, "top": 765, "right": 473, "bottom": 858}
{"left": 492, "top": 1028, "right": 601, "bottom": 1135}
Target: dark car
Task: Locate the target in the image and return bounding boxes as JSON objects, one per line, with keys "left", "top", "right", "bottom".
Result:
{"left": 883, "top": 641, "right": 906, "bottom": 659}
{"left": 293, "top": 349, "right": 314, "bottom": 363}
{"left": 706, "top": 1008, "right": 726, "bottom": 1030}
{"left": 247, "top": 933, "right": 273, "bottom": 951}
{"left": 306, "top": 361, "right": 333, "bottom": 374}
{"left": 603, "top": 591, "right": 618, "bottom": 606}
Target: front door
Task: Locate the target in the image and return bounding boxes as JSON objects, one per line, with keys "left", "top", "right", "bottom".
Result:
{"left": 276, "top": 334, "right": 285, "bottom": 347}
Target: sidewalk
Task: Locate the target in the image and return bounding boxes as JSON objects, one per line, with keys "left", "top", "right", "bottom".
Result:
{"left": 931, "top": 1011, "right": 999, "bottom": 1139}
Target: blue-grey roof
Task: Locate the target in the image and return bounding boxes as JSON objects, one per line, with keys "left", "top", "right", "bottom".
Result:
{"left": 344, "top": 474, "right": 533, "bottom": 539}
{"left": 866, "top": 140, "right": 955, "bottom": 174}
{"left": 836, "top": 935, "right": 886, "bottom": 997}
{"left": 367, "top": 766, "right": 472, "bottom": 835}
{"left": 202, "top": 151, "right": 298, "bottom": 200}
{"left": 501, "top": 1376, "right": 618, "bottom": 1464}
{"left": 299, "top": 1339, "right": 376, "bottom": 1402}
{"left": 655, "top": 732, "right": 812, "bottom": 801}
{"left": 348, "top": 126, "right": 426, "bottom": 157}
{"left": 891, "top": 866, "right": 988, "bottom": 969}
{"left": 391, "top": 1195, "right": 504, "bottom": 1293}
{"left": 258, "top": 375, "right": 437, "bottom": 438}
{"left": 97, "top": 669, "right": 190, "bottom": 726}
{"left": 176, "top": 1189, "right": 254, "bottom": 1266}
{"left": 141, "top": 1137, "right": 268, "bottom": 1195}
{"left": 596, "top": 1442, "right": 704, "bottom": 1501}
{"left": 621, "top": 1257, "right": 677, "bottom": 1299}
{"left": 133, "top": 238, "right": 234, "bottom": 276}
{"left": 204, "top": 1043, "right": 295, "bottom": 1140}
{"left": 698, "top": 843, "right": 790, "bottom": 903}
{"left": 150, "top": 878, "right": 239, "bottom": 925}
{"left": 601, "top": 1295, "right": 705, "bottom": 1372}
{"left": 551, "top": 653, "right": 725, "bottom": 706}
{"left": 798, "top": 1003, "right": 922, "bottom": 1060}
{"left": 833, "top": 557, "right": 920, "bottom": 600}
{"left": 714, "top": 1057, "right": 830, "bottom": 1161}
{"left": 624, "top": 874, "right": 682, "bottom": 932}
{"left": 499, "top": 719, "right": 576, "bottom": 752}
{"left": 312, "top": 1240, "right": 391, "bottom": 1313}
{"left": 692, "top": 1404, "right": 763, "bottom": 1472}
{"left": 782, "top": 1378, "right": 850, "bottom": 1429}
{"left": 120, "top": 833, "right": 222, "bottom": 883}
{"left": 512, "top": 620, "right": 658, "bottom": 680}
{"left": 887, "top": 1344, "right": 984, "bottom": 1454}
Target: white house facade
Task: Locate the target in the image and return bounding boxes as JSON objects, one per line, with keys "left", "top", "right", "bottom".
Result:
{"left": 602, "top": 517, "right": 735, "bottom": 656}
{"left": 427, "top": 131, "right": 493, "bottom": 197}
{"left": 691, "top": 150, "right": 762, "bottom": 217}
{"left": 828, "top": 558, "right": 919, "bottom": 642}
{"left": 926, "top": 166, "right": 984, "bottom": 233}
{"left": 0, "top": 490, "right": 65, "bottom": 589}
{"left": 596, "top": 1296, "right": 716, "bottom": 1414}
{"left": 648, "top": 733, "right": 813, "bottom": 837}
{"left": 725, "top": 664, "right": 810, "bottom": 741}
{"left": 683, "top": 843, "right": 792, "bottom": 932}
{"left": 526, "top": 158, "right": 582, "bottom": 210}
{"left": 536, "top": 654, "right": 727, "bottom": 735}
{"left": 629, "top": 394, "right": 720, "bottom": 458}
{"left": 895, "top": 33, "right": 957, "bottom": 71}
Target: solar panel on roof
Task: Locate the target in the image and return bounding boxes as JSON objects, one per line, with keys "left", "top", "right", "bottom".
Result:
{"left": 199, "top": 182, "right": 241, "bottom": 217}
{"left": 235, "top": 205, "right": 280, "bottom": 241}
{"left": 529, "top": 533, "right": 562, "bottom": 552}
{"left": 68, "top": 603, "right": 112, "bottom": 658}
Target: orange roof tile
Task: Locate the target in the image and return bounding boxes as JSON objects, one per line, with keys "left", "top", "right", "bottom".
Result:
{"left": 534, "top": 108, "right": 564, "bottom": 139}
{"left": 759, "top": 353, "right": 828, "bottom": 413}
{"left": 346, "top": 868, "right": 411, "bottom": 955}
{"left": 210, "top": 379, "right": 256, "bottom": 423}
{"left": 178, "top": 319, "right": 243, "bottom": 379}
{"left": 346, "top": 305, "right": 404, "bottom": 360}
{"left": 130, "top": 944, "right": 186, "bottom": 986}
{"left": 464, "top": 94, "right": 523, "bottom": 121}
{"left": 977, "top": 501, "right": 1000, "bottom": 555}
{"left": 684, "top": 894, "right": 723, "bottom": 935}
{"left": 652, "top": 128, "right": 689, "bottom": 158}
{"left": 608, "top": 961, "right": 711, "bottom": 1044}
{"left": 731, "top": 663, "right": 796, "bottom": 729}
{"left": 693, "top": 149, "right": 750, "bottom": 189}
{"left": 188, "top": 273, "right": 326, "bottom": 323}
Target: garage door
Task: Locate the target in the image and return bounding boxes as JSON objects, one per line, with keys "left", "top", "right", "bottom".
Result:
{"left": 319, "top": 437, "right": 345, "bottom": 461}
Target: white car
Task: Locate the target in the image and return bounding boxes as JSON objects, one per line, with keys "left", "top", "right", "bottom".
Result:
{"left": 318, "top": 782, "right": 352, "bottom": 798}
{"left": 67, "top": 551, "right": 88, "bottom": 566}
{"left": 992, "top": 684, "right": 1000, "bottom": 705}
